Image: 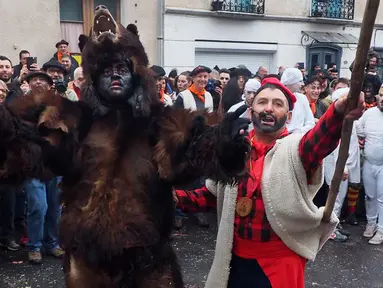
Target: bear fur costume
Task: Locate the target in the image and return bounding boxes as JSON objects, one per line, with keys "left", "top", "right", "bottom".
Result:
{"left": 0, "top": 7, "right": 250, "bottom": 288}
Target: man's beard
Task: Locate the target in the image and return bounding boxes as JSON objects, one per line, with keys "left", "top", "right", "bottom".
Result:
{"left": 252, "top": 111, "right": 287, "bottom": 133}
{"left": 0, "top": 74, "right": 11, "bottom": 83}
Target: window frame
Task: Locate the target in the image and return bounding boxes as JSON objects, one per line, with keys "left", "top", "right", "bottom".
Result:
{"left": 60, "top": 0, "right": 121, "bottom": 36}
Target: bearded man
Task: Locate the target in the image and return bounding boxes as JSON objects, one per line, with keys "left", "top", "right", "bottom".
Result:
{"left": 174, "top": 77, "right": 364, "bottom": 288}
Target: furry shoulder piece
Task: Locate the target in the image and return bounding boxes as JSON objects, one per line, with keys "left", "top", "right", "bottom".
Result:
{"left": 0, "top": 90, "right": 93, "bottom": 182}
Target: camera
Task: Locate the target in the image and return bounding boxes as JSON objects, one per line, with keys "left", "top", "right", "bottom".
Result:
{"left": 54, "top": 79, "right": 67, "bottom": 94}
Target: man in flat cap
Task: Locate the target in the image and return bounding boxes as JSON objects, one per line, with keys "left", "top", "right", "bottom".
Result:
{"left": 174, "top": 65, "right": 214, "bottom": 112}
{"left": 53, "top": 39, "right": 79, "bottom": 69}
{"left": 173, "top": 65, "right": 215, "bottom": 229}
{"left": 42, "top": 58, "right": 78, "bottom": 101}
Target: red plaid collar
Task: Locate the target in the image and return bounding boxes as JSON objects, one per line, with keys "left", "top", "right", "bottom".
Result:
{"left": 242, "top": 129, "right": 289, "bottom": 195}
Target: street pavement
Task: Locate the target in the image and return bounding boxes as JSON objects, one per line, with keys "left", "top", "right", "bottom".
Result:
{"left": 0, "top": 213, "right": 382, "bottom": 288}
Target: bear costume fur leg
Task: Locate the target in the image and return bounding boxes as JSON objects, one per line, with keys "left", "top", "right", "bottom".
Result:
{"left": 65, "top": 244, "right": 183, "bottom": 288}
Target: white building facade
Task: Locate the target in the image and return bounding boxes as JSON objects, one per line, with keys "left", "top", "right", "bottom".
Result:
{"left": 3, "top": 0, "right": 383, "bottom": 78}
{"left": 162, "top": 0, "right": 383, "bottom": 78}
{"left": 1, "top": 0, "right": 158, "bottom": 67}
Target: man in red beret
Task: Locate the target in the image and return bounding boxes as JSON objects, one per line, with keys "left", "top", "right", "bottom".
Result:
{"left": 174, "top": 77, "right": 365, "bottom": 288}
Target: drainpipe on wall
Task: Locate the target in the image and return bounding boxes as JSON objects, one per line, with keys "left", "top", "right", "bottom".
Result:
{"left": 157, "top": 0, "right": 165, "bottom": 66}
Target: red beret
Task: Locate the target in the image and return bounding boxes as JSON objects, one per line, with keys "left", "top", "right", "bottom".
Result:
{"left": 260, "top": 77, "right": 297, "bottom": 110}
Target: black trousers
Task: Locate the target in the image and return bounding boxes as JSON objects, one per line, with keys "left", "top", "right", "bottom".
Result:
{"left": 0, "top": 186, "right": 16, "bottom": 241}
{"left": 228, "top": 254, "right": 272, "bottom": 288}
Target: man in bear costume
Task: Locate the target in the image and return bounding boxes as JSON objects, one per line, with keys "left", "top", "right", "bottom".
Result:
{"left": 0, "top": 6, "right": 250, "bottom": 288}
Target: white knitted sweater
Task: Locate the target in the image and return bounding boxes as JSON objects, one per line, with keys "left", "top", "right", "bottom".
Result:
{"left": 204, "top": 133, "right": 339, "bottom": 288}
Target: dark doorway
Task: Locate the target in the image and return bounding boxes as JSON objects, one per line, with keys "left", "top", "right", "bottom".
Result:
{"left": 306, "top": 43, "right": 343, "bottom": 75}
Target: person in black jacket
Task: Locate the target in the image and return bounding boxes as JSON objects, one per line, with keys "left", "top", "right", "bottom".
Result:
{"left": 12, "top": 50, "right": 30, "bottom": 79}
{"left": 53, "top": 40, "right": 79, "bottom": 69}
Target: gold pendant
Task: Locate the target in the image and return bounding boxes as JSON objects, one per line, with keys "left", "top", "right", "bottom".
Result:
{"left": 236, "top": 197, "right": 253, "bottom": 217}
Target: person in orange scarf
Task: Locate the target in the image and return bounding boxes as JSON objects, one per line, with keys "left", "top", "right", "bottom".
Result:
{"left": 53, "top": 40, "right": 79, "bottom": 69}
{"left": 173, "top": 65, "right": 214, "bottom": 112}
{"left": 173, "top": 65, "right": 215, "bottom": 229}
{"left": 305, "top": 77, "right": 328, "bottom": 122}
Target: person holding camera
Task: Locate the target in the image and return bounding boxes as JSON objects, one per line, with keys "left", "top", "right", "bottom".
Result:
{"left": 20, "top": 70, "right": 65, "bottom": 264}
{"left": 41, "top": 58, "right": 78, "bottom": 101}
{"left": 13, "top": 50, "right": 40, "bottom": 81}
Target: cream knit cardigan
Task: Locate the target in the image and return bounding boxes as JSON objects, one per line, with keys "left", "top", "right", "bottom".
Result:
{"left": 204, "top": 133, "right": 339, "bottom": 288}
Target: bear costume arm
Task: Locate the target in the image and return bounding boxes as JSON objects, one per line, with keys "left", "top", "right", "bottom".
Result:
{"left": 0, "top": 91, "right": 93, "bottom": 184}
{"left": 153, "top": 106, "right": 251, "bottom": 185}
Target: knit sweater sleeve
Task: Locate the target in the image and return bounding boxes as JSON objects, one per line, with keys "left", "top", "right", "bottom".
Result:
{"left": 176, "top": 186, "right": 217, "bottom": 212}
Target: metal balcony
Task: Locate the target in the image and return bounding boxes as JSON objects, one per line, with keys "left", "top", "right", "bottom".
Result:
{"left": 211, "top": 0, "right": 265, "bottom": 15}
{"left": 311, "top": 0, "right": 355, "bottom": 20}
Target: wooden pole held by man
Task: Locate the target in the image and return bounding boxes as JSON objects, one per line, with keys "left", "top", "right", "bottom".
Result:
{"left": 323, "top": 0, "right": 381, "bottom": 222}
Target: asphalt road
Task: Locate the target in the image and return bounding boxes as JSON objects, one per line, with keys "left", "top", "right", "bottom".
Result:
{"left": 0, "top": 213, "right": 382, "bottom": 288}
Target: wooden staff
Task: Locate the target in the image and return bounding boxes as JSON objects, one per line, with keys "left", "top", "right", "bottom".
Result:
{"left": 322, "top": 0, "right": 380, "bottom": 222}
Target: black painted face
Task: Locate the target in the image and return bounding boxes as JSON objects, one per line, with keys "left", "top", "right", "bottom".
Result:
{"left": 97, "top": 61, "right": 134, "bottom": 103}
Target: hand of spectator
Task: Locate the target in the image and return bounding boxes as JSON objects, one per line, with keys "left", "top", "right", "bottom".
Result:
{"left": 19, "top": 65, "right": 29, "bottom": 81}
{"left": 29, "top": 63, "right": 40, "bottom": 71}
{"left": 314, "top": 118, "right": 320, "bottom": 123}
{"left": 215, "top": 86, "right": 223, "bottom": 96}
{"left": 20, "top": 81, "right": 30, "bottom": 94}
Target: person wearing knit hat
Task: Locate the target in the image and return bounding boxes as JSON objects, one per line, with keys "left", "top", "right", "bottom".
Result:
{"left": 228, "top": 79, "right": 261, "bottom": 130}
{"left": 281, "top": 68, "right": 315, "bottom": 134}
{"left": 174, "top": 76, "right": 365, "bottom": 288}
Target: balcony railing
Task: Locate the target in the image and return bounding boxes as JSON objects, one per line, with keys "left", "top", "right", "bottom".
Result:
{"left": 211, "top": 0, "right": 265, "bottom": 15}
{"left": 311, "top": 0, "right": 355, "bottom": 20}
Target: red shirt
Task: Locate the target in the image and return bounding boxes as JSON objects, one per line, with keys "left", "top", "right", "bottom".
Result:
{"left": 176, "top": 103, "right": 343, "bottom": 256}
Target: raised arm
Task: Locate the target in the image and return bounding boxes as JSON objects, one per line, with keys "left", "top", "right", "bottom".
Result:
{"left": 0, "top": 90, "right": 92, "bottom": 184}
{"left": 153, "top": 105, "right": 251, "bottom": 185}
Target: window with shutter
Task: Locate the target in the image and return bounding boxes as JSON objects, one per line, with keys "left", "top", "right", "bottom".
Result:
{"left": 59, "top": 0, "right": 120, "bottom": 54}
